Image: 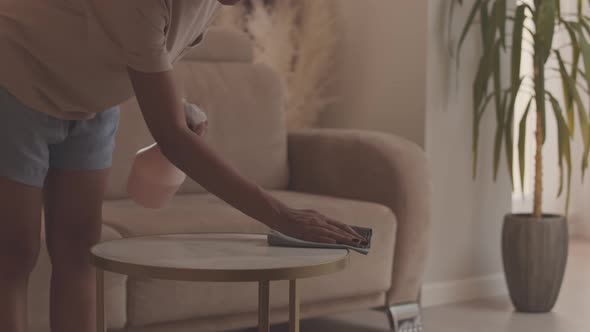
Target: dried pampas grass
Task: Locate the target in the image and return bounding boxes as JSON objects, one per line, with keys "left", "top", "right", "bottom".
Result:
{"left": 288, "top": 0, "right": 337, "bottom": 128}
{"left": 247, "top": 0, "right": 298, "bottom": 99}
{"left": 214, "top": 4, "right": 247, "bottom": 30}
{"left": 214, "top": 0, "right": 337, "bottom": 129}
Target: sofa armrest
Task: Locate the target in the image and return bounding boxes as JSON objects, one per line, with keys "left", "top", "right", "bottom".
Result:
{"left": 288, "top": 129, "right": 431, "bottom": 305}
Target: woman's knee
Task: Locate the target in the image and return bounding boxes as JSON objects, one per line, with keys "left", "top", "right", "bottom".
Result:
{"left": 43, "top": 168, "right": 108, "bottom": 270}
{"left": 0, "top": 177, "right": 43, "bottom": 279}
{"left": 0, "top": 231, "right": 41, "bottom": 279}
{"left": 46, "top": 220, "right": 101, "bottom": 269}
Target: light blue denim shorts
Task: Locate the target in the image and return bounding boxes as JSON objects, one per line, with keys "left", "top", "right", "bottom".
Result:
{"left": 0, "top": 87, "right": 120, "bottom": 187}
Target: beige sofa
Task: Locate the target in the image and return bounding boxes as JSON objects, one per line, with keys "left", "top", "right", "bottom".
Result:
{"left": 28, "top": 29, "right": 431, "bottom": 332}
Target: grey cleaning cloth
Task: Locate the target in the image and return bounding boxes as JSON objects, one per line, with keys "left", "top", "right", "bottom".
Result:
{"left": 267, "top": 226, "right": 372, "bottom": 255}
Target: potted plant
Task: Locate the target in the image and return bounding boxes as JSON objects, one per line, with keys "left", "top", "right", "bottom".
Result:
{"left": 454, "top": 0, "right": 590, "bottom": 313}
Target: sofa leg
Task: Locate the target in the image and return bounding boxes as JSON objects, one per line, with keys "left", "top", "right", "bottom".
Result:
{"left": 377, "top": 303, "right": 423, "bottom": 332}
{"left": 385, "top": 306, "right": 396, "bottom": 330}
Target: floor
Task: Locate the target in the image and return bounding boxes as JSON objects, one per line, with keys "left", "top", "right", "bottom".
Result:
{"left": 237, "top": 241, "right": 590, "bottom": 331}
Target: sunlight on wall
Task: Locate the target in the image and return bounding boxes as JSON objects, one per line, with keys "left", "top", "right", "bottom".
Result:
{"left": 512, "top": 0, "right": 577, "bottom": 214}
{"left": 512, "top": 0, "right": 536, "bottom": 210}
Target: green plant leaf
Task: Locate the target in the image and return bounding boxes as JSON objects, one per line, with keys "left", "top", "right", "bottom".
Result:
{"left": 558, "top": 54, "right": 586, "bottom": 130}
{"left": 472, "top": 84, "right": 494, "bottom": 179}
{"left": 473, "top": 112, "right": 481, "bottom": 179}
{"left": 473, "top": 42, "right": 495, "bottom": 117}
{"left": 508, "top": 4, "right": 525, "bottom": 185}
{"left": 555, "top": 50, "right": 586, "bottom": 127}
{"left": 560, "top": 20, "right": 579, "bottom": 136}
{"left": 576, "top": 23, "right": 590, "bottom": 91}
{"left": 457, "top": 0, "right": 483, "bottom": 58}
{"left": 552, "top": 97, "right": 572, "bottom": 211}
{"left": 568, "top": 21, "right": 581, "bottom": 30}
{"left": 480, "top": 88, "right": 509, "bottom": 116}
{"left": 473, "top": 58, "right": 490, "bottom": 115}
{"left": 541, "top": 92, "right": 547, "bottom": 145}
{"left": 482, "top": 1, "right": 498, "bottom": 55}
{"left": 518, "top": 97, "right": 534, "bottom": 194}
{"left": 493, "top": 38, "right": 503, "bottom": 127}
{"left": 480, "top": 1, "right": 490, "bottom": 49}
{"left": 522, "top": 2, "right": 535, "bottom": 17}
{"left": 494, "top": 91, "right": 509, "bottom": 181}
{"left": 512, "top": 5, "right": 526, "bottom": 97}
{"left": 546, "top": 92, "right": 569, "bottom": 192}
{"left": 475, "top": 101, "right": 512, "bottom": 179}
{"left": 448, "top": 1, "right": 457, "bottom": 57}
{"left": 536, "top": 0, "right": 556, "bottom": 64}
{"left": 573, "top": 26, "right": 590, "bottom": 176}
{"left": 497, "top": 0, "right": 507, "bottom": 49}
{"left": 546, "top": 91, "right": 573, "bottom": 212}
{"left": 533, "top": 55, "right": 547, "bottom": 146}
{"left": 473, "top": 39, "right": 501, "bottom": 178}
{"left": 505, "top": 79, "right": 523, "bottom": 191}
{"left": 580, "top": 15, "right": 590, "bottom": 35}
{"left": 585, "top": 123, "right": 590, "bottom": 176}
{"left": 505, "top": 117, "right": 515, "bottom": 190}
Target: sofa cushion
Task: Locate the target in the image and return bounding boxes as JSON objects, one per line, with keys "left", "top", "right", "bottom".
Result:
{"left": 105, "top": 59, "right": 289, "bottom": 199}
{"left": 183, "top": 28, "right": 254, "bottom": 63}
{"left": 178, "top": 61, "right": 289, "bottom": 194}
{"left": 101, "top": 191, "right": 396, "bottom": 327}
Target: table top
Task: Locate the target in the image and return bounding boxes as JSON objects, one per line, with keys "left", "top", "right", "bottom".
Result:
{"left": 91, "top": 233, "right": 349, "bottom": 282}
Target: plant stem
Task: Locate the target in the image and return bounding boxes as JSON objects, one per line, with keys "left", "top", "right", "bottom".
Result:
{"left": 533, "top": 54, "right": 543, "bottom": 219}
{"left": 533, "top": 100, "right": 543, "bottom": 218}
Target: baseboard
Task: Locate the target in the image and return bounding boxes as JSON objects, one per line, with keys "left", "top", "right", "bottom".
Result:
{"left": 421, "top": 274, "right": 508, "bottom": 308}
{"left": 571, "top": 221, "right": 590, "bottom": 241}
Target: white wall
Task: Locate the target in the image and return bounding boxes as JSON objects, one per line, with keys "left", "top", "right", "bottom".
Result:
{"left": 568, "top": 102, "right": 590, "bottom": 237}
{"left": 569, "top": 142, "right": 589, "bottom": 237}
{"left": 320, "top": 0, "right": 427, "bottom": 147}
{"left": 321, "top": 0, "right": 513, "bottom": 290}
{"left": 535, "top": 0, "right": 576, "bottom": 217}
{"left": 563, "top": 0, "right": 590, "bottom": 237}
{"left": 425, "top": 0, "right": 512, "bottom": 285}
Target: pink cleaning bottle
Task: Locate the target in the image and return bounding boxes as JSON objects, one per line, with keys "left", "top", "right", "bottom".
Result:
{"left": 127, "top": 101, "right": 207, "bottom": 208}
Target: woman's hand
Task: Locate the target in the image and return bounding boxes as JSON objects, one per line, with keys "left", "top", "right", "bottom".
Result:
{"left": 272, "top": 205, "right": 367, "bottom": 246}
{"left": 218, "top": 0, "right": 241, "bottom": 5}
{"left": 189, "top": 119, "right": 208, "bottom": 136}
{"left": 128, "top": 68, "right": 363, "bottom": 246}
{"left": 184, "top": 101, "right": 209, "bottom": 136}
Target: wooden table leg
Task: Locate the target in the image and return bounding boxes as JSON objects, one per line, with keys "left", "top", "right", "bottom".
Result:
{"left": 289, "top": 280, "right": 300, "bottom": 332}
{"left": 258, "top": 281, "right": 270, "bottom": 332}
{"left": 96, "top": 269, "right": 106, "bottom": 332}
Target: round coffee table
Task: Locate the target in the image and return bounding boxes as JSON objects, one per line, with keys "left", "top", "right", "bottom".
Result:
{"left": 90, "top": 233, "right": 349, "bottom": 332}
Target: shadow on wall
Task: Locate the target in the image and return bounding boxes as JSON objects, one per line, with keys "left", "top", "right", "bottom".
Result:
{"left": 429, "top": 0, "right": 453, "bottom": 114}
{"left": 425, "top": 0, "right": 512, "bottom": 285}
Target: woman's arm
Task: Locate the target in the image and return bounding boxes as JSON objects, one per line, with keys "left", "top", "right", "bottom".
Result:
{"left": 127, "top": 68, "right": 365, "bottom": 245}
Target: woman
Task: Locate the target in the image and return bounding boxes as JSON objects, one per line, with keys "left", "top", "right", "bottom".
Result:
{"left": 0, "top": 1, "right": 364, "bottom": 331}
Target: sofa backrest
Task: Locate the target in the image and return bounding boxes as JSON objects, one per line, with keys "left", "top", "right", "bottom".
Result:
{"left": 105, "top": 29, "right": 289, "bottom": 199}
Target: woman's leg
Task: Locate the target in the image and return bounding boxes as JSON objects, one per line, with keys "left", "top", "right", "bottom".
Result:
{"left": 43, "top": 168, "right": 110, "bottom": 332}
{"left": 0, "top": 177, "right": 43, "bottom": 332}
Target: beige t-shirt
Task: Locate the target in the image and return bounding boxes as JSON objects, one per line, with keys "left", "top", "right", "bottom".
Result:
{"left": 0, "top": 0, "right": 221, "bottom": 120}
